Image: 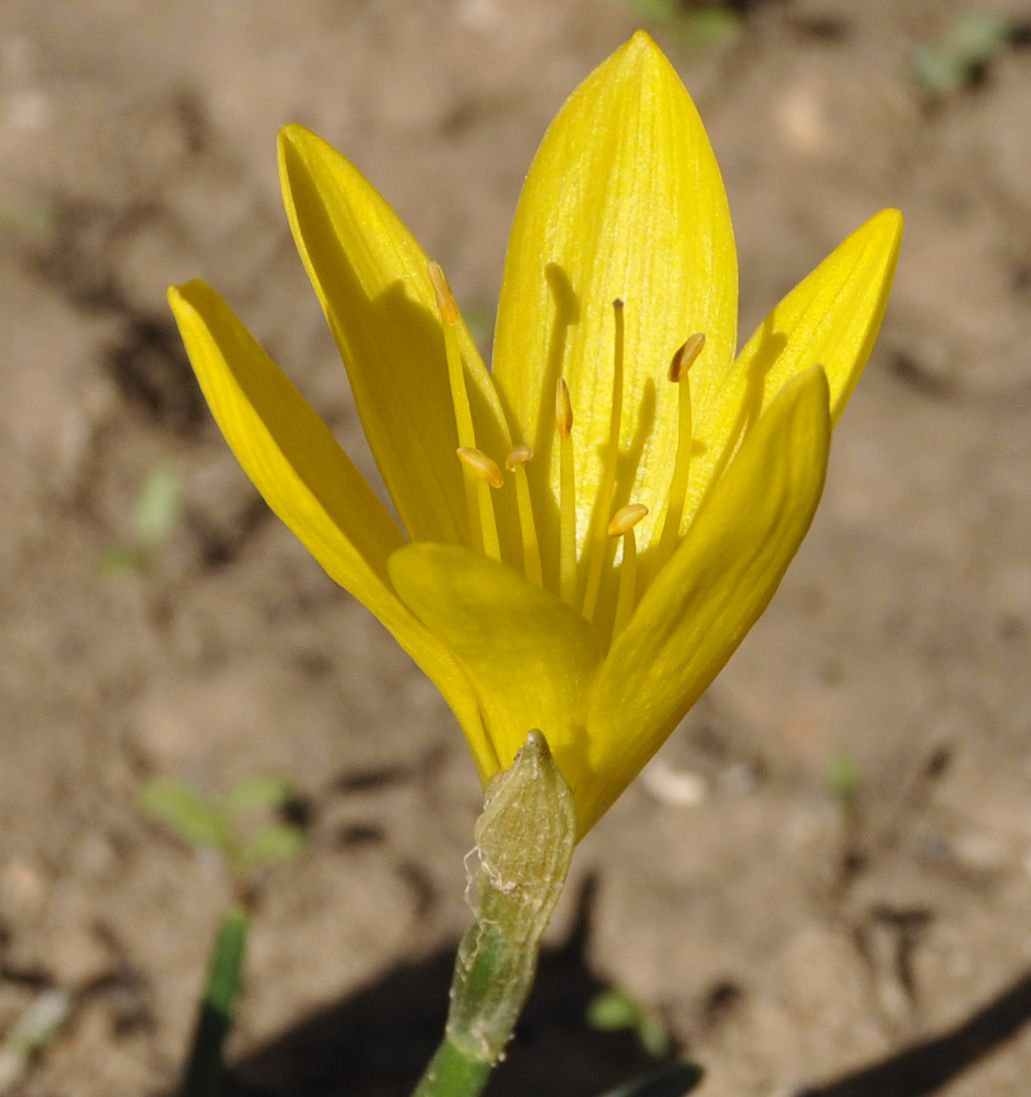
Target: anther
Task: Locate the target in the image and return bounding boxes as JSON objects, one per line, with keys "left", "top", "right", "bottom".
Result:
{"left": 610, "top": 502, "right": 647, "bottom": 636}
{"left": 505, "top": 443, "right": 533, "bottom": 470}
{"left": 669, "top": 333, "right": 705, "bottom": 383}
{"left": 555, "top": 378, "right": 574, "bottom": 437}
{"left": 428, "top": 261, "right": 459, "bottom": 326}
{"left": 607, "top": 503, "right": 648, "bottom": 538}
{"left": 457, "top": 447, "right": 504, "bottom": 489}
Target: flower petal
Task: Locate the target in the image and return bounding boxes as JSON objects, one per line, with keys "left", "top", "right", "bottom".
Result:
{"left": 584, "top": 366, "right": 831, "bottom": 833}
{"left": 684, "top": 209, "right": 902, "bottom": 533}
{"left": 388, "top": 543, "right": 603, "bottom": 812}
{"left": 278, "top": 125, "right": 511, "bottom": 545}
{"left": 168, "top": 280, "right": 485, "bottom": 752}
{"left": 492, "top": 31, "right": 738, "bottom": 574}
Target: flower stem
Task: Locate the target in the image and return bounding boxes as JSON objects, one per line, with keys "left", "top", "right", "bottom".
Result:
{"left": 410, "top": 730, "right": 576, "bottom": 1097}
{"left": 411, "top": 1037, "right": 494, "bottom": 1097}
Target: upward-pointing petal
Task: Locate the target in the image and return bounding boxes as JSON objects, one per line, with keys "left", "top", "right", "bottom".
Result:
{"left": 681, "top": 209, "right": 903, "bottom": 536}
{"left": 492, "top": 31, "right": 738, "bottom": 576}
{"left": 278, "top": 125, "right": 511, "bottom": 546}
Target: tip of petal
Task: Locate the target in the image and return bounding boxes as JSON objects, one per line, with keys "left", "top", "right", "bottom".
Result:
{"left": 278, "top": 122, "right": 317, "bottom": 153}
{"left": 277, "top": 124, "right": 340, "bottom": 182}
{"left": 628, "top": 28, "right": 659, "bottom": 50}
{"left": 618, "top": 28, "right": 670, "bottom": 71}
{"left": 871, "top": 206, "right": 905, "bottom": 242}
{"left": 167, "top": 278, "right": 211, "bottom": 316}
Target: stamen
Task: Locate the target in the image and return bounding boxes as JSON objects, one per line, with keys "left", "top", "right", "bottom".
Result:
{"left": 609, "top": 503, "right": 648, "bottom": 634}
{"left": 669, "top": 332, "right": 705, "bottom": 383}
{"left": 428, "top": 261, "right": 460, "bottom": 326}
{"left": 429, "top": 260, "right": 500, "bottom": 560}
{"left": 581, "top": 299, "right": 626, "bottom": 623}
{"left": 505, "top": 443, "right": 533, "bottom": 469}
{"left": 456, "top": 447, "right": 503, "bottom": 561}
{"left": 505, "top": 445, "right": 543, "bottom": 587}
{"left": 607, "top": 503, "right": 648, "bottom": 537}
{"left": 457, "top": 447, "right": 504, "bottom": 488}
{"left": 556, "top": 378, "right": 577, "bottom": 607}
{"left": 658, "top": 333, "right": 705, "bottom": 563}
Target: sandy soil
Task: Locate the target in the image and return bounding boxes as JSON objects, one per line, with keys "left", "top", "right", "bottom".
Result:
{"left": 2, "top": 1, "right": 1031, "bottom": 1095}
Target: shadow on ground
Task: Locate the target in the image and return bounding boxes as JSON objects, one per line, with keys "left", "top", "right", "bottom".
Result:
{"left": 222, "top": 878, "right": 658, "bottom": 1097}
{"left": 216, "top": 884, "right": 1031, "bottom": 1097}
{"left": 798, "top": 972, "right": 1031, "bottom": 1097}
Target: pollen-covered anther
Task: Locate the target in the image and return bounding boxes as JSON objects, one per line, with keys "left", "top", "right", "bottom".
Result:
{"left": 428, "top": 260, "right": 459, "bottom": 326}
{"left": 669, "top": 332, "right": 706, "bottom": 382}
{"left": 457, "top": 446, "right": 504, "bottom": 488}
{"left": 607, "top": 503, "right": 648, "bottom": 537}
{"left": 555, "top": 378, "right": 574, "bottom": 437}
{"left": 505, "top": 443, "right": 533, "bottom": 470}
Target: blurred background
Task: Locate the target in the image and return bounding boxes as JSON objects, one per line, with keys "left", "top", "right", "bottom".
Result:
{"left": 1, "top": 1, "right": 1030, "bottom": 1095}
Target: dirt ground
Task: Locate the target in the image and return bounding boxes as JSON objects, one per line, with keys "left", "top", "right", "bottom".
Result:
{"left": 2, "top": 1, "right": 1030, "bottom": 1095}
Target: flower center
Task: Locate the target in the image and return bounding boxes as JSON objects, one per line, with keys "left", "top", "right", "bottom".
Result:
{"left": 429, "top": 261, "right": 705, "bottom": 638}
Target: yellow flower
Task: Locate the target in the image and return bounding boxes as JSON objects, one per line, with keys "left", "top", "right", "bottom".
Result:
{"left": 169, "top": 32, "right": 901, "bottom": 837}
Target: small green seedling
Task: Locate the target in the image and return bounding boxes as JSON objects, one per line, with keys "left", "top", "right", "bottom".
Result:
{"left": 912, "top": 10, "right": 1013, "bottom": 98}
{"left": 101, "top": 462, "right": 183, "bottom": 574}
{"left": 826, "top": 750, "right": 861, "bottom": 814}
{"left": 587, "top": 987, "right": 673, "bottom": 1058}
{"left": 139, "top": 772, "right": 304, "bottom": 891}
{"left": 140, "top": 773, "right": 304, "bottom": 1097}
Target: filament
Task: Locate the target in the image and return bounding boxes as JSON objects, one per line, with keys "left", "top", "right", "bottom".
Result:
{"left": 581, "top": 299, "right": 626, "bottom": 623}
{"left": 430, "top": 260, "right": 502, "bottom": 559}
{"left": 658, "top": 333, "right": 705, "bottom": 563}
{"left": 608, "top": 503, "right": 647, "bottom": 635}
{"left": 556, "top": 378, "right": 577, "bottom": 607}
{"left": 506, "top": 445, "right": 543, "bottom": 586}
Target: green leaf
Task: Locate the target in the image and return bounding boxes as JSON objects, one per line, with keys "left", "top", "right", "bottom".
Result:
{"left": 139, "top": 779, "right": 228, "bottom": 851}
{"left": 223, "top": 774, "right": 294, "bottom": 816}
{"left": 951, "top": 10, "right": 1010, "bottom": 65}
{"left": 912, "top": 11, "right": 1013, "bottom": 97}
{"left": 239, "top": 823, "right": 305, "bottom": 870}
{"left": 588, "top": 989, "right": 645, "bottom": 1031}
{"left": 682, "top": 8, "right": 741, "bottom": 49}
{"left": 588, "top": 989, "right": 672, "bottom": 1057}
{"left": 826, "top": 751, "right": 861, "bottom": 805}
{"left": 912, "top": 46, "right": 964, "bottom": 96}
{"left": 638, "top": 1013, "right": 673, "bottom": 1058}
{"left": 595, "top": 1062, "right": 704, "bottom": 1097}
{"left": 134, "top": 463, "right": 182, "bottom": 551}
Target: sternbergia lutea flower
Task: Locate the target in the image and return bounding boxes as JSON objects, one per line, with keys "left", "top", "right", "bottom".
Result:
{"left": 169, "top": 32, "right": 902, "bottom": 836}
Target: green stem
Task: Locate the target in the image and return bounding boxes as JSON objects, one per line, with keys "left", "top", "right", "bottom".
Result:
{"left": 408, "top": 731, "right": 576, "bottom": 1097}
{"left": 411, "top": 1036, "right": 493, "bottom": 1097}
{"left": 179, "top": 905, "right": 248, "bottom": 1097}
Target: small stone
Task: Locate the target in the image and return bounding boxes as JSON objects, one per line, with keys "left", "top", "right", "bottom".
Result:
{"left": 640, "top": 756, "right": 708, "bottom": 807}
